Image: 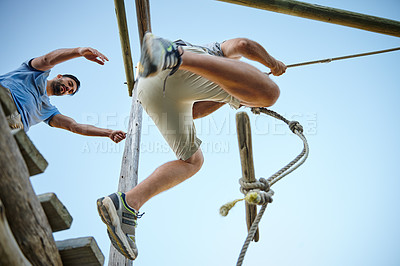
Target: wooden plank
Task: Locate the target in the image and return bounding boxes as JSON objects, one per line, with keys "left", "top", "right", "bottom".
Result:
{"left": 217, "top": 0, "right": 400, "bottom": 37}
{"left": 38, "top": 193, "right": 73, "bottom": 232}
{"left": 114, "top": 0, "right": 135, "bottom": 96}
{"left": 0, "top": 99, "right": 62, "bottom": 265}
{"left": 236, "top": 112, "right": 259, "bottom": 242}
{"left": 12, "top": 129, "right": 48, "bottom": 176}
{"left": 0, "top": 198, "right": 31, "bottom": 266}
{"left": 56, "top": 237, "right": 105, "bottom": 266}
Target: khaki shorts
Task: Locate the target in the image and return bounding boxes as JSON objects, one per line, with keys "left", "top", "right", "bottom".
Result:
{"left": 138, "top": 46, "right": 240, "bottom": 160}
{"left": 0, "top": 85, "right": 24, "bottom": 129}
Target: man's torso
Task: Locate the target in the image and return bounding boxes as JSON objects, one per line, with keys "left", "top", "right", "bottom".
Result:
{"left": 0, "top": 60, "right": 60, "bottom": 131}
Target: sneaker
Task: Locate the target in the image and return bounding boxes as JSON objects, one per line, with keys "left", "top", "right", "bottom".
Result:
{"left": 138, "top": 32, "right": 182, "bottom": 78}
{"left": 96, "top": 192, "right": 143, "bottom": 260}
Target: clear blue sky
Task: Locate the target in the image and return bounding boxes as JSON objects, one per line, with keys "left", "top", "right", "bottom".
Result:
{"left": 1, "top": 0, "right": 400, "bottom": 265}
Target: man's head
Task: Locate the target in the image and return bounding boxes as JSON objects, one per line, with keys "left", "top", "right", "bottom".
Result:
{"left": 49, "top": 74, "right": 81, "bottom": 96}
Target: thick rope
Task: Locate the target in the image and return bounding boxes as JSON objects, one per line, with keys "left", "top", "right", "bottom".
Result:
{"left": 220, "top": 107, "right": 309, "bottom": 266}
{"left": 231, "top": 47, "right": 399, "bottom": 264}
{"left": 266, "top": 46, "right": 400, "bottom": 74}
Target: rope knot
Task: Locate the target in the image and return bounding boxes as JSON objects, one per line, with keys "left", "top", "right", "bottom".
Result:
{"left": 239, "top": 177, "right": 273, "bottom": 205}
{"left": 220, "top": 177, "right": 273, "bottom": 217}
{"left": 288, "top": 120, "right": 303, "bottom": 134}
{"left": 239, "top": 177, "right": 269, "bottom": 195}
{"left": 251, "top": 107, "right": 261, "bottom": 115}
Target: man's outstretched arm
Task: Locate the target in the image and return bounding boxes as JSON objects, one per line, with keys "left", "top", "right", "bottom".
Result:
{"left": 31, "top": 47, "right": 109, "bottom": 71}
{"left": 49, "top": 114, "right": 126, "bottom": 143}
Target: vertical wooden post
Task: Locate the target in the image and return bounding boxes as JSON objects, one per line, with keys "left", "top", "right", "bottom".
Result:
{"left": 217, "top": 0, "right": 400, "bottom": 38}
{"left": 0, "top": 105, "right": 62, "bottom": 265}
{"left": 236, "top": 112, "right": 259, "bottom": 242}
{"left": 114, "top": 0, "right": 135, "bottom": 96}
{"left": 108, "top": 0, "right": 151, "bottom": 265}
{"left": 0, "top": 199, "right": 31, "bottom": 266}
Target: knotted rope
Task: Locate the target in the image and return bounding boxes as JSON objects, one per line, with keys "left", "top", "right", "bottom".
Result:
{"left": 220, "top": 107, "right": 309, "bottom": 266}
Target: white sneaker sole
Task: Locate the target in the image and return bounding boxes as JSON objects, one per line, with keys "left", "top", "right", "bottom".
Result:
{"left": 97, "top": 197, "right": 137, "bottom": 260}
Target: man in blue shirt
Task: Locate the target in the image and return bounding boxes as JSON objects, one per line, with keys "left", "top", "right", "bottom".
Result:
{"left": 0, "top": 47, "right": 126, "bottom": 143}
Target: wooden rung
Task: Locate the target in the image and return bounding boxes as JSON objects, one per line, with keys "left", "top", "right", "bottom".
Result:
{"left": 38, "top": 193, "right": 73, "bottom": 233}
{"left": 12, "top": 129, "right": 48, "bottom": 176}
{"left": 56, "top": 237, "right": 105, "bottom": 266}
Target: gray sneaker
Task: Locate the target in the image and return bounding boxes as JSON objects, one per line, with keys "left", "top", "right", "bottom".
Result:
{"left": 138, "top": 32, "right": 182, "bottom": 78}
{"left": 97, "top": 192, "right": 143, "bottom": 260}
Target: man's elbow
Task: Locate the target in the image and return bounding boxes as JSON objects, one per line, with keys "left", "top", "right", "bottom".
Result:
{"left": 68, "top": 122, "right": 81, "bottom": 133}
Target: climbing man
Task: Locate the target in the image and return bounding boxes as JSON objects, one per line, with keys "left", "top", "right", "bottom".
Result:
{"left": 0, "top": 47, "right": 126, "bottom": 143}
{"left": 97, "top": 33, "right": 286, "bottom": 260}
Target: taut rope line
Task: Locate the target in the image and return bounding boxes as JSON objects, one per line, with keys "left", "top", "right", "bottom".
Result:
{"left": 220, "top": 107, "right": 310, "bottom": 266}
{"left": 266, "top": 46, "right": 400, "bottom": 74}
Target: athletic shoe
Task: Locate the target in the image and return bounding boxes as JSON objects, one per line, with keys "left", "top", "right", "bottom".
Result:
{"left": 137, "top": 32, "right": 182, "bottom": 78}
{"left": 97, "top": 192, "right": 143, "bottom": 260}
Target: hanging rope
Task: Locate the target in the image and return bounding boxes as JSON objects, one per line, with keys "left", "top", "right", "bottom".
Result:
{"left": 220, "top": 107, "right": 309, "bottom": 266}
{"left": 266, "top": 46, "right": 400, "bottom": 74}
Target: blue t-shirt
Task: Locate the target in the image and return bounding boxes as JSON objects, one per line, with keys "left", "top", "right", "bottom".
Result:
{"left": 0, "top": 60, "right": 60, "bottom": 131}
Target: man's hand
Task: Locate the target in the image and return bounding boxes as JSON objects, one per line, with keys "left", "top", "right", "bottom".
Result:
{"left": 270, "top": 60, "right": 287, "bottom": 76}
{"left": 109, "top": 130, "right": 126, "bottom": 143}
{"left": 77, "top": 47, "right": 109, "bottom": 65}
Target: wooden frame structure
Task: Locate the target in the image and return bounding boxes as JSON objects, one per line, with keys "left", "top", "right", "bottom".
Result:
{"left": 0, "top": 87, "right": 104, "bottom": 264}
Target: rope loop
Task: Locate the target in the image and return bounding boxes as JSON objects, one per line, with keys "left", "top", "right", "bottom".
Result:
{"left": 220, "top": 107, "right": 310, "bottom": 266}
{"left": 239, "top": 177, "right": 273, "bottom": 205}
{"left": 239, "top": 177, "right": 270, "bottom": 195}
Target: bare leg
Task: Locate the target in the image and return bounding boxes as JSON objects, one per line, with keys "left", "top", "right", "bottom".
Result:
{"left": 193, "top": 101, "right": 226, "bottom": 119}
{"left": 125, "top": 149, "right": 204, "bottom": 211}
{"left": 179, "top": 38, "right": 286, "bottom": 107}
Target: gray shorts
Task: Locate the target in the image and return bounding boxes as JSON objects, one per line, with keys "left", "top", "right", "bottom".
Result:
{"left": 137, "top": 45, "right": 240, "bottom": 160}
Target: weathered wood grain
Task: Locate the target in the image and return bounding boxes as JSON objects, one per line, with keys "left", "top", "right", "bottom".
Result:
{"left": 56, "top": 237, "right": 105, "bottom": 266}
{"left": 0, "top": 198, "right": 31, "bottom": 266}
{"left": 38, "top": 193, "right": 73, "bottom": 232}
{"left": 236, "top": 112, "right": 259, "bottom": 242}
{"left": 217, "top": 0, "right": 400, "bottom": 37}
{"left": 0, "top": 102, "right": 62, "bottom": 265}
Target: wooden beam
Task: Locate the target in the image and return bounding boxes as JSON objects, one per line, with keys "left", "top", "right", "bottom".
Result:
{"left": 135, "top": 0, "right": 152, "bottom": 44}
{"left": 235, "top": 112, "right": 259, "bottom": 242}
{"left": 114, "top": 0, "right": 135, "bottom": 96}
{"left": 12, "top": 129, "right": 48, "bottom": 176}
{"left": 56, "top": 237, "right": 105, "bottom": 266}
{"left": 0, "top": 85, "right": 48, "bottom": 176}
{"left": 217, "top": 0, "right": 400, "bottom": 38}
{"left": 108, "top": 1, "right": 151, "bottom": 265}
{"left": 38, "top": 193, "right": 73, "bottom": 232}
{"left": 0, "top": 198, "right": 31, "bottom": 266}
{"left": 0, "top": 101, "right": 62, "bottom": 265}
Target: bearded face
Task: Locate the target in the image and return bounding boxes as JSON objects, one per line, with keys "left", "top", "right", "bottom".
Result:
{"left": 51, "top": 79, "right": 66, "bottom": 96}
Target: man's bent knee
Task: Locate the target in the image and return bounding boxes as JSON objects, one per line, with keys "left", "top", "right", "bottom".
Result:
{"left": 184, "top": 148, "right": 204, "bottom": 172}
{"left": 239, "top": 80, "right": 280, "bottom": 107}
